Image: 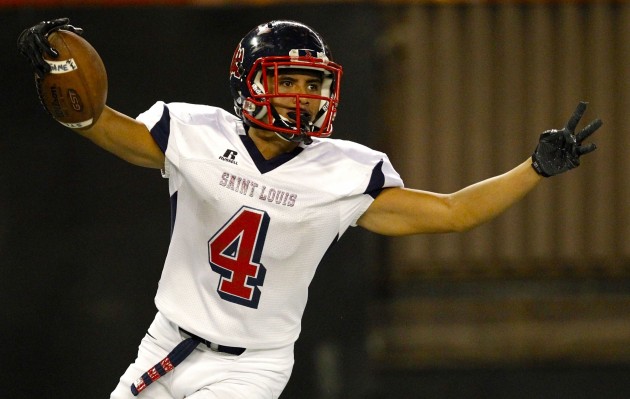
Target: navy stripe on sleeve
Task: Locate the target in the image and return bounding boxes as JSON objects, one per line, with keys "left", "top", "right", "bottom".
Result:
{"left": 170, "top": 191, "right": 178, "bottom": 239}
{"left": 364, "top": 160, "right": 385, "bottom": 199}
{"left": 150, "top": 105, "right": 171, "bottom": 153}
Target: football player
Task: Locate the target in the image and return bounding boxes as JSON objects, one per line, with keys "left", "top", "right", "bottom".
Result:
{"left": 18, "top": 18, "right": 601, "bottom": 399}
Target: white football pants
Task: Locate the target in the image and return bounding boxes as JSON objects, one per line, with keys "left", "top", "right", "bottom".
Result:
{"left": 110, "top": 312, "right": 294, "bottom": 399}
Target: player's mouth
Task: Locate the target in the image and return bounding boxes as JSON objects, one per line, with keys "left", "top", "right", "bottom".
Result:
{"left": 286, "top": 109, "right": 313, "bottom": 123}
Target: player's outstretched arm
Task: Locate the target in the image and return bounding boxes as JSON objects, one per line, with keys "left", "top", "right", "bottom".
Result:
{"left": 358, "top": 159, "right": 541, "bottom": 235}
{"left": 358, "top": 102, "right": 602, "bottom": 236}
{"left": 18, "top": 18, "right": 165, "bottom": 169}
{"left": 78, "top": 106, "right": 165, "bottom": 169}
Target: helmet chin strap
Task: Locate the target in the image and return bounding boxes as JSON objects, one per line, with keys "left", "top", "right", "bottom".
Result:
{"left": 274, "top": 131, "right": 313, "bottom": 145}
{"left": 269, "top": 105, "right": 314, "bottom": 145}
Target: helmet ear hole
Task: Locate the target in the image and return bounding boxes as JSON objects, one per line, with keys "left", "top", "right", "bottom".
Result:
{"left": 250, "top": 69, "right": 267, "bottom": 97}
{"left": 229, "top": 20, "right": 343, "bottom": 139}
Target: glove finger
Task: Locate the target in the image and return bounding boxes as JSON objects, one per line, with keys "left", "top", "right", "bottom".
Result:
{"left": 575, "top": 143, "right": 597, "bottom": 156}
{"left": 61, "top": 24, "right": 84, "bottom": 36}
{"left": 539, "top": 129, "right": 558, "bottom": 141}
{"left": 33, "top": 32, "right": 57, "bottom": 57}
{"left": 25, "top": 43, "right": 49, "bottom": 76}
{"left": 25, "top": 40, "right": 50, "bottom": 77}
{"left": 47, "top": 17, "right": 70, "bottom": 30}
{"left": 575, "top": 118, "right": 603, "bottom": 143}
{"left": 565, "top": 101, "right": 588, "bottom": 132}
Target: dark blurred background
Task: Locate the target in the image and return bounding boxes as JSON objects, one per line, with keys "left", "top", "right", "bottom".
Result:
{"left": 1, "top": 1, "right": 629, "bottom": 399}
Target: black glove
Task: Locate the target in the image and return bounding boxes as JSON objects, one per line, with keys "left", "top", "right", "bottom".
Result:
{"left": 17, "top": 17, "right": 84, "bottom": 78}
{"left": 531, "top": 101, "right": 602, "bottom": 177}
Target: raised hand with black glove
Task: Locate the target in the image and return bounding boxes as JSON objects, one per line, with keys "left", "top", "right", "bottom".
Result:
{"left": 17, "top": 17, "right": 84, "bottom": 78}
{"left": 531, "top": 101, "right": 602, "bottom": 177}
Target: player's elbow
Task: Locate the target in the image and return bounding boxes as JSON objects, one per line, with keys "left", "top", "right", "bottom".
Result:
{"left": 448, "top": 198, "right": 488, "bottom": 233}
{"left": 441, "top": 196, "right": 484, "bottom": 233}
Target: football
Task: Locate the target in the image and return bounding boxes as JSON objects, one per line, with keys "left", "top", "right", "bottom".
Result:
{"left": 35, "top": 30, "right": 107, "bottom": 130}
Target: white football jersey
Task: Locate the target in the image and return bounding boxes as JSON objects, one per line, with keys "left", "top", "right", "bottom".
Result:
{"left": 136, "top": 102, "right": 404, "bottom": 349}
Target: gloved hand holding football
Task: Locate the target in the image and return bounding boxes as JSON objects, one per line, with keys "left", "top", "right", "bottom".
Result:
{"left": 17, "top": 18, "right": 107, "bottom": 130}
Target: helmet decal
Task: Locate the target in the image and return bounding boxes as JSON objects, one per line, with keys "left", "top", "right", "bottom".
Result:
{"left": 229, "top": 44, "right": 245, "bottom": 79}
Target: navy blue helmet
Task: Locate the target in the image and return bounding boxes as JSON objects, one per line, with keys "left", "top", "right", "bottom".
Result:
{"left": 229, "top": 20, "right": 343, "bottom": 140}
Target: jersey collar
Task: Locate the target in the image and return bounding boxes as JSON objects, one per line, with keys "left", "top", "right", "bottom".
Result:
{"left": 240, "top": 132, "right": 304, "bottom": 174}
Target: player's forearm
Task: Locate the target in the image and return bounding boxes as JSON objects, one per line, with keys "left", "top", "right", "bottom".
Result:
{"left": 74, "top": 106, "right": 165, "bottom": 169}
{"left": 359, "top": 159, "right": 542, "bottom": 236}
{"left": 448, "top": 158, "right": 543, "bottom": 231}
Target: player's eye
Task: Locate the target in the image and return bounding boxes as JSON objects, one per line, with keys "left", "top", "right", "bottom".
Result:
{"left": 307, "top": 82, "right": 321, "bottom": 92}
{"left": 279, "top": 79, "right": 293, "bottom": 87}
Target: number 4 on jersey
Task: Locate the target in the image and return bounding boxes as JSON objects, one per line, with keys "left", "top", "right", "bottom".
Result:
{"left": 208, "top": 206, "right": 269, "bottom": 308}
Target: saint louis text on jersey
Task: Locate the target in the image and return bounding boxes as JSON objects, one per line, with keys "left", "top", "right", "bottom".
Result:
{"left": 219, "top": 171, "right": 298, "bottom": 207}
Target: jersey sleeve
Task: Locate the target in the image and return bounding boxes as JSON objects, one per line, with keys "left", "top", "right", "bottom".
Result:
{"left": 136, "top": 101, "right": 175, "bottom": 178}
{"left": 362, "top": 155, "right": 403, "bottom": 199}
{"left": 136, "top": 102, "right": 234, "bottom": 179}
{"left": 335, "top": 145, "right": 404, "bottom": 233}
{"left": 136, "top": 101, "right": 170, "bottom": 153}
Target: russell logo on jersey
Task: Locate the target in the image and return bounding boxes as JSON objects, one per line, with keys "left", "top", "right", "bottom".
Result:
{"left": 219, "top": 149, "right": 239, "bottom": 165}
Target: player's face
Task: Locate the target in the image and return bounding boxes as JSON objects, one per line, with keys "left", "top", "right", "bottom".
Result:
{"left": 266, "top": 69, "right": 323, "bottom": 124}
